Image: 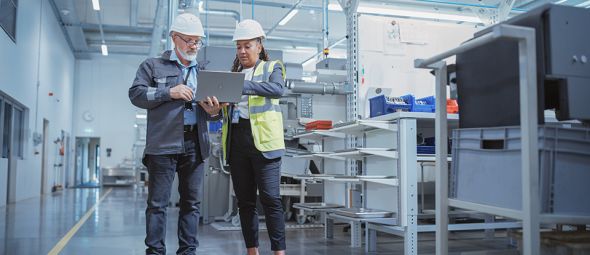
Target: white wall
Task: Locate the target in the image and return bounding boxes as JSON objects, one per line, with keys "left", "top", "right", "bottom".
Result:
{"left": 0, "top": 0, "right": 75, "bottom": 200}
{"left": 74, "top": 54, "right": 145, "bottom": 169}
{"left": 357, "top": 15, "right": 480, "bottom": 118}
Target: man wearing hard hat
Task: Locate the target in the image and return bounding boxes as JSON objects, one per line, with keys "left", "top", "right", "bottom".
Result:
{"left": 129, "top": 13, "right": 225, "bottom": 255}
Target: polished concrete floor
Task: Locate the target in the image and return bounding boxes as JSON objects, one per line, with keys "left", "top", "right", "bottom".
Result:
{"left": 0, "top": 187, "right": 519, "bottom": 255}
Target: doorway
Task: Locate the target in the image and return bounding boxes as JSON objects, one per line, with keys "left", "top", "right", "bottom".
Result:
{"left": 0, "top": 95, "right": 26, "bottom": 205}
{"left": 74, "top": 137, "right": 101, "bottom": 187}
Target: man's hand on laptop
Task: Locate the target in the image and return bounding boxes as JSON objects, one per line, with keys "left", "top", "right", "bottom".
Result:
{"left": 198, "top": 96, "right": 228, "bottom": 116}
{"left": 170, "top": 85, "right": 194, "bottom": 101}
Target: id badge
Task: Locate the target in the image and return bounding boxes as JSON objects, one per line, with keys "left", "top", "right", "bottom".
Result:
{"left": 231, "top": 107, "right": 240, "bottom": 124}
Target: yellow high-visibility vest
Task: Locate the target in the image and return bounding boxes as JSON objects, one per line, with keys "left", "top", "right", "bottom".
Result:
{"left": 221, "top": 60, "right": 286, "bottom": 161}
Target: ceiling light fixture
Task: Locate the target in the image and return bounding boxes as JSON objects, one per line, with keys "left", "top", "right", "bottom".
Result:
{"left": 101, "top": 44, "right": 108, "bottom": 56}
{"left": 92, "top": 0, "right": 100, "bottom": 11}
{"left": 279, "top": 9, "right": 299, "bottom": 26}
{"left": 328, "top": 3, "right": 481, "bottom": 23}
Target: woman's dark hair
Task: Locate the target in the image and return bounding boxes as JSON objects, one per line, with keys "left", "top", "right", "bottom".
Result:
{"left": 231, "top": 38, "right": 269, "bottom": 72}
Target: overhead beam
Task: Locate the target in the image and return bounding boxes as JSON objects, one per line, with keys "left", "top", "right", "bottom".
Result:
{"left": 266, "top": 0, "right": 304, "bottom": 37}
{"left": 79, "top": 23, "right": 153, "bottom": 34}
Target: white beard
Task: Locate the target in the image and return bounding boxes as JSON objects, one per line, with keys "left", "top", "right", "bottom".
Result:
{"left": 178, "top": 49, "right": 197, "bottom": 62}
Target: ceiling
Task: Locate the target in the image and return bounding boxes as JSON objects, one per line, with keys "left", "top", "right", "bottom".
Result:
{"left": 48, "top": 0, "right": 589, "bottom": 62}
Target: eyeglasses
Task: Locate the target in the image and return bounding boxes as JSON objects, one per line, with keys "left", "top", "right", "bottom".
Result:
{"left": 175, "top": 34, "right": 203, "bottom": 48}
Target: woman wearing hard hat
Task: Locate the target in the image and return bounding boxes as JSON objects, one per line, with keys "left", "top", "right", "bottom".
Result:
{"left": 221, "top": 19, "right": 287, "bottom": 255}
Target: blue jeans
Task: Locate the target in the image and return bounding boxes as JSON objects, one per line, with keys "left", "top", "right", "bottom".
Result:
{"left": 144, "top": 131, "right": 204, "bottom": 255}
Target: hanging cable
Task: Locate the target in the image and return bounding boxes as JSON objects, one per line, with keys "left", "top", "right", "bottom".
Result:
{"left": 205, "top": 0, "right": 209, "bottom": 46}
{"left": 240, "top": 0, "right": 243, "bottom": 21}
{"left": 251, "top": 0, "right": 254, "bottom": 19}
{"left": 33, "top": 0, "right": 44, "bottom": 149}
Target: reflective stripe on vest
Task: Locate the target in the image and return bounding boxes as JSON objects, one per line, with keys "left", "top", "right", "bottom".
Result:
{"left": 250, "top": 98, "right": 282, "bottom": 114}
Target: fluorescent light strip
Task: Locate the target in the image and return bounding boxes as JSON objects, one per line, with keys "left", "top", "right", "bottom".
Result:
{"left": 136, "top": 114, "right": 147, "bottom": 119}
{"left": 576, "top": 0, "right": 590, "bottom": 7}
{"left": 328, "top": 3, "right": 481, "bottom": 23}
{"left": 101, "top": 44, "right": 108, "bottom": 56}
{"left": 279, "top": 9, "right": 299, "bottom": 26}
{"left": 92, "top": 0, "right": 100, "bottom": 11}
{"left": 554, "top": 0, "right": 567, "bottom": 4}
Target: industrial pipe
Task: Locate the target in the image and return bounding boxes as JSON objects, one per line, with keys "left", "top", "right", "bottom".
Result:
{"left": 287, "top": 81, "right": 352, "bottom": 95}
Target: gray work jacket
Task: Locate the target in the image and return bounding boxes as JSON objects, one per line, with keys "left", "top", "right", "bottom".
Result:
{"left": 129, "top": 50, "right": 221, "bottom": 159}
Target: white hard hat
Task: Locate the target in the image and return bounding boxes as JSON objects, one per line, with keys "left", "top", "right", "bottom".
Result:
{"left": 232, "top": 19, "right": 266, "bottom": 41}
{"left": 170, "top": 13, "right": 205, "bottom": 37}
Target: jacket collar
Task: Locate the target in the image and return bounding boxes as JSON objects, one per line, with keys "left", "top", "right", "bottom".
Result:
{"left": 253, "top": 59, "right": 263, "bottom": 71}
{"left": 161, "top": 50, "right": 198, "bottom": 68}
{"left": 161, "top": 50, "right": 173, "bottom": 61}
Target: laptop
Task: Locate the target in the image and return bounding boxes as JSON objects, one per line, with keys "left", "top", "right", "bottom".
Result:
{"left": 195, "top": 71, "right": 245, "bottom": 103}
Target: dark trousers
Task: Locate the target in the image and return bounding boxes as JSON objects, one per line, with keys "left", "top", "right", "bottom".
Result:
{"left": 229, "top": 118, "right": 286, "bottom": 251}
{"left": 144, "top": 131, "right": 204, "bottom": 255}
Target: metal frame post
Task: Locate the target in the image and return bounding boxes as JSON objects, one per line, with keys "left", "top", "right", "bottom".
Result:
{"left": 351, "top": 221, "right": 362, "bottom": 247}
{"left": 341, "top": 1, "right": 361, "bottom": 246}
{"left": 339, "top": 0, "right": 361, "bottom": 247}
{"left": 366, "top": 227, "right": 377, "bottom": 252}
{"left": 325, "top": 217, "right": 334, "bottom": 239}
{"left": 517, "top": 25, "right": 540, "bottom": 255}
{"left": 433, "top": 61, "right": 449, "bottom": 255}
{"left": 400, "top": 118, "right": 418, "bottom": 255}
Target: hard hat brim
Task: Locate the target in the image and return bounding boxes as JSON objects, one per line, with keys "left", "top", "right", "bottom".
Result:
{"left": 170, "top": 30, "right": 206, "bottom": 37}
{"left": 232, "top": 35, "right": 265, "bottom": 41}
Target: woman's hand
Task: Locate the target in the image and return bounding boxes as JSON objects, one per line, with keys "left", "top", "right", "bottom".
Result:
{"left": 198, "top": 96, "right": 228, "bottom": 116}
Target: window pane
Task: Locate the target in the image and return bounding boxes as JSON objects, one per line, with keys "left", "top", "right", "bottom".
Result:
{"left": 3, "top": 103, "right": 12, "bottom": 158}
{"left": 13, "top": 108, "right": 22, "bottom": 158}
{"left": 0, "top": 0, "right": 17, "bottom": 42}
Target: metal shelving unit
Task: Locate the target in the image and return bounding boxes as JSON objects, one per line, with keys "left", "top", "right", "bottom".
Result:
{"left": 329, "top": 148, "right": 398, "bottom": 159}
{"left": 413, "top": 24, "right": 590, "bottom": 255}
{"left": 292, "top": 130, "right": 346, "bottom": 140}
{"left": 356, "top": 112, "right": 522, "bottom": 254}
{"left": 294, "top": 112, "right": 413, "bottom": 248}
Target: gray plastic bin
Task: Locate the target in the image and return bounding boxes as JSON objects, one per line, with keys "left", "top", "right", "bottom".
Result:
{"left": 450, "top": 125, "right": 590, "bottom": 216}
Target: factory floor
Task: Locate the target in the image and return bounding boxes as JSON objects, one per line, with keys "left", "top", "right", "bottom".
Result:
{"left": 0, "top": 187, "right": 519, "bottom": 255}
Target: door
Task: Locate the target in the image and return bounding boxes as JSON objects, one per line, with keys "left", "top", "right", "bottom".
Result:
{"left": 0, "top": 99, "right": 6, "bottom": 207}
{"left": 4, "top": 103, "right": 16, "bottom": 203}
{"left": 64, "top": 134, "right": 72, "bottom": 188}
{"left": 41, "top": 119, "right": 49, "bottom": 194}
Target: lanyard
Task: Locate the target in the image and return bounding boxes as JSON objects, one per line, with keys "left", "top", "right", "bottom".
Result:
{"left": 182, "top": 65, "right": 196, "bottom": 111}
{"left": 183, "top": 66, "right": 194, "bottom": 85}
